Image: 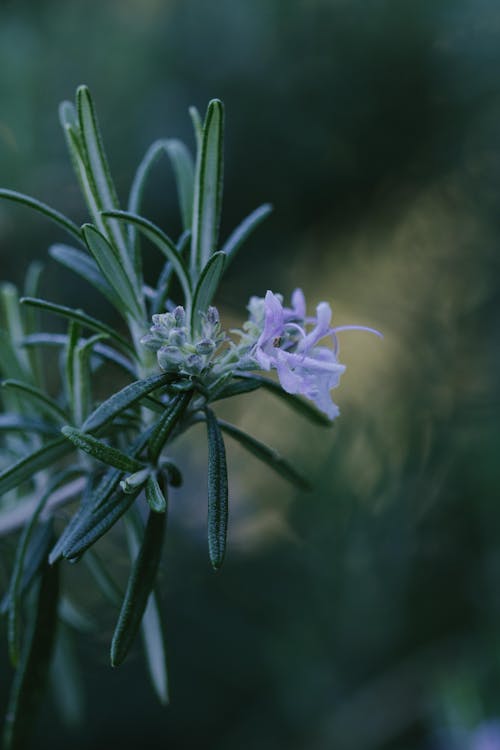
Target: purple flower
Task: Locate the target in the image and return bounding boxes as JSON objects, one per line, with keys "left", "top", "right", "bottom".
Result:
{"left": 251, "top": 289, "right": 382, "bottom": 420}
{"left": 469, "top": 721, "right": 500, "bottom": 750}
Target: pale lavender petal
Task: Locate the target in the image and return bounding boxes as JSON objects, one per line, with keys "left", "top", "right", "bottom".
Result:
{"left": 313, "top": 387, "right": 340, "bottom": 419}
{"left": 254, "top": 345, "right": 274, "bottom": 371}
{"left": 275, "top": 350, "right": 304, "bottom": 393}
{"left": 333, "top": 325, "right": 384, "bottom": 338}
{"left": 290, "top": 288, "right": 306, "bottom": 319}
{"left": 258, "top": 291, "right": 285, "bottom": 344}
{"left": 297, "top": 301, "right": 332, "bottom": 352}
{"left": 284, "top": 350, "right": 345, "bottom": 376}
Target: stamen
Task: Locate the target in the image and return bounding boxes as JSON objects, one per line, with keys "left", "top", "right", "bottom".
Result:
{"left": 332, "top": 325, "right": 384, "bottom": 338}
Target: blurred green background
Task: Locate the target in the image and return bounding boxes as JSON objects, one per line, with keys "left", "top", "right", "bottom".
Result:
{"left": 1, "top": 0, "right": 499, "bottom": 748}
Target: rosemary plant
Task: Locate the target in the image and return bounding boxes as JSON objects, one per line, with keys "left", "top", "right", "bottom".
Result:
{"left": 0, "top": 86, "right": 381, "bottom": 747}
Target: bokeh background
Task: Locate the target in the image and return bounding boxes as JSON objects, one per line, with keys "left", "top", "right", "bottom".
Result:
{"left": 1, "top": 0, "right": 499, "bottom": 748}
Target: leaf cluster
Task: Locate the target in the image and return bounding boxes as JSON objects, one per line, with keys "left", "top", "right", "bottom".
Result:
{"left": 0, "top": 86, "right": 330, "bottom": 747}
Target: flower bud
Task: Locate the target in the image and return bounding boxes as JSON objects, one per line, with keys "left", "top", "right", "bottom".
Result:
{"left": 120, "top": 468, "right": 150, "bottom": 494}
{"left": 169, "top": 329, "right": 187, "bottom": 346}
{"left": 195, "top": 338, "right": 215, "bottom": 355}
{"left": 206, "top": 306, "right": 219, "bottom": 325}
{"left": 157, "top": 345, "right": 184, "bottom": 371}
{"left": 173, "top": 306, "right": 186, "bottom": 326}
{"left": 184, "top": 354, "right": 204, "bottom": 373}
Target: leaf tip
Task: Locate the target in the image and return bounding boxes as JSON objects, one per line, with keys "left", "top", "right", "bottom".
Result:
{"left": 76, "top": 84, "right": 91, "bottom": 101}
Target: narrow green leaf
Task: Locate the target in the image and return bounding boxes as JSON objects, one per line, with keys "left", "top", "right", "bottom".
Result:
{"left": 76, "top": 86, "right": 137, "bottom": 290}
{"left": 0, "top": 414, "right": 59, "bottom": 436}
{"left": 210, "top": 377, "right": 261, "bottom": 402}
{"left": 0, "top": 188, "right": 81, "bottom": 240}
{"left": 82, "top": 372, "right": 169, "bottom": 434}
{"left": 22, "top": 263, "right": 45, "bottom": 383}
{"left": 20, "top": 297, "right": 135, "bottom": 357}
{"left": 164, "top": 139, "right": 195, "bottom": 230}
{"left": 221, "top": 203, "right": 273, "bottom": 265}
{"left": 141, "top": 590, "right": 169, "bottom": 705}
{"left": 1, "top": 379, "right": 68, "bottom": 423}
{"left": 145, "top": 475, "right": 167, "bottom": 514}
{"left": 23, "top": 333, "right": 136, "bottom": 377}
{"left": 91, "top": 343, "right": 137, "bottom": 376}
{"left": 101, "top": 210, "right": 191, "bottom": 304}
{"left": 48, "top": 480, "right": 96, "bottom": 565}
{"left": 120, "top": 468, "right": 151, "bottom": 494}
{"left": 189, "top": 106, "right": 203, "bottom": 151}
{"left": 61, "top": 426, "right": 145, "bottom": 473}
{"left": 81, "top": 224, "right": 143, "bottom": 320}
{"left": 148, "top": 391, "right": 192, "bottom": 463}
{"left": 7, "top": 469, "right": 82, "bottom": 664}
{"left": 128, "top": 140, "right": 165, "bottom": 279}
{"left": 24, "top": 262, "right": 44, "bottom": 300}
{"left": 51, "top": 428, "right": 154, "bottom": 561}
{"left": 111, "top": 510, "right": 166, "bottom": 666}
{"left": 65, "top": 321, "right": 80, "bottom": 415}
{"left": 55, "top": 490, "right": 138, "bottom": 562}
{"left": 0, "top": 437, "right": 73, "bottom": 497}
{"left": 22, "top": 333, "right": 68, "bottom": 347}
{"left": 50, "top": 625, "right": 85, "bottom": 729}
{"left": 235, "top": 373, "right": 332, "bottom": 427}
{"left": 1, "top": 282, "right": 31, "bottom": 375}
{"left": 3, "top": 557, "right": 59, "bottom": 750}
{"left": 124, "top": 513, "right": 169, "bottom": 704}
{"left": 61, "top": 114, "right": 103, "bottom": 231}
{"left": 0, "top": 523, "right": 53, "bottom": 616}
{"left": 72, "top": 334, "right": 109, "bottom": 426}
{"left": 205, "top": 407, "right": 228, "bottom": 571}
{"left": 49, "top": 243, "right": 122, "bottom": 308}
{"left": 218, "top": 418, "right": 311, "bottom": 490}
{"left": 191, "top": 99, "right": 225, "bottom": 273}
{"left": 0, "top": 330, "right": 28, "bottom": 381}
{"left": 190, "top": 251, "right": 225, "bottom": 332}
{"left": 82, "top": 427, "right": 152, "bottom": 513}
{"left": 76, "top": 86, "right": 121, "bottom": 209}
{"left": 129, "top": 138, "right": 195, "bottom": 233}
{"left": 59, "top": 99, "right": 78, "bottom": 132}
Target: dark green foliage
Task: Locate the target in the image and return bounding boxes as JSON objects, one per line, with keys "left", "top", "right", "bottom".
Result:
{"left": 0, "top": 85, "right": 321, "bottom": 739}
{"left": 3, "top": 554, "right": 60, "bottom": 750}
{"left": 110, "top": 511, "right": 166, "bottom": 666}
{"left": 205, "top": 407, "right": 229, "bottom": 572}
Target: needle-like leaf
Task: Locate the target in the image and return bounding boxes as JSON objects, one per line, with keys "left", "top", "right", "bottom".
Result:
{"left": 20, "top": 297, "right": 135, "bottom": 357}
{"left": 190, "top": 99, "right": 224, "bottom": 274}
{"left": 0, "top": 189, "right": 81, "bottom": 240}
{"left": 190, "top": 251, "right": 225, "bottom": 332}
{"left": 148, "top": 390, "right": 192, "bottom": 463}
{"left": 1, "top": 380, "right": 68, "bottom": 423}
{"left": 111, "top": 510, "right": 166, "bottom": 666}
{"left": 82, "top": 373, "right": 169, "bottom": 435}
{"left": 145, "top": 475, "right": 167, "bottom": 514}
{"left": 61, "top": 427, "right": 145, "bottom": 473}
{"left": 101, "top": 210, "right": 191, "bottom": 304}
{"left": 49, "top": 243, "right": 122, "bottom": 309}
{"left": 0, "top": 437, "right": 73, "bottom": 497}
{"left": 3, "top": 555, "right": 60, "bottom": 750}
{"left": 204, "top": 407, "right": 228, "bottom": 572}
